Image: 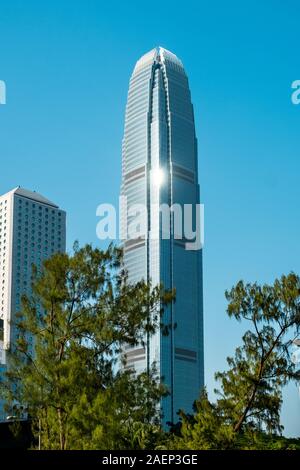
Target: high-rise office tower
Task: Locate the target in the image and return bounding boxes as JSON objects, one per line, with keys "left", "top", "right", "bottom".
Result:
{"left": 0, "top": 187, "right": 66, "bottom": 421}
{"left": 121, "top": 47, "right": 204, "bottom": 424}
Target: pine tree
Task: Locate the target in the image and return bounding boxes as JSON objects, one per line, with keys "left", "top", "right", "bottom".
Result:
{"left": 0, "top": 243, "right": 173, "bottom": 449}
{"left": 215, "top": 273, "right": 300, "bottom": 434}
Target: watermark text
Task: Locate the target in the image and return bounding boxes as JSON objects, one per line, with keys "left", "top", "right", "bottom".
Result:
{"left": 291, "top": 80, "right": 300, "bottom": 105}
{"left": 0, "top": 80, "right": 6, "bottom": 105}
{"left": 96, "top": 197, "right": 204, "bottom": 251}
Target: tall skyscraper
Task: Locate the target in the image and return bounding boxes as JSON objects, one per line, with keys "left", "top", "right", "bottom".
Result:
{"left": 0, "top": 187, "right": 66, "bottom": 421}
{"left": 121, "top": 47, "right": 204, "bottom": 424}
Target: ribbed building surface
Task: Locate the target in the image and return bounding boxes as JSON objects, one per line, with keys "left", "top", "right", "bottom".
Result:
{"left": 121, "top": 47, "right": 204, "bottom": 424}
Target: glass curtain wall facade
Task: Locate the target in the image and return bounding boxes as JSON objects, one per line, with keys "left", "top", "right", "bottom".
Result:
{"left": 121, "top": 47, "right": 204, "bottom": 424}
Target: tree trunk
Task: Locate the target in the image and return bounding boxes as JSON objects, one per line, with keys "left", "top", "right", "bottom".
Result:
{"left": 57, "top": 408, "right": 65, "bottom": 450}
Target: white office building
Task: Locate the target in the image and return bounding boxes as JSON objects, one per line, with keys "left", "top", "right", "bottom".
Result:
{"left": 0, "top": 187, "right": 66, "bottom": 421}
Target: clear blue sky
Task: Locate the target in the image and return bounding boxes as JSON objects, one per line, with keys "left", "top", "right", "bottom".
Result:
{"left": 0, "top": 0, "right": 299, "bottom": 435}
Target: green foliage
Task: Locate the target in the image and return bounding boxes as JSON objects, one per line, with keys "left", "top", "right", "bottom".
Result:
{"left": 234, "top": 430, "right": 300, "bottom": 450}
{"left": 68, "top": 370, "right": 166, "bottom": 450}
{"left": 166, "top": 390, "right": 236, "bottom": 450}
{"left": 215, "top": 273, "right": 300, "bottom": 433}
{"left": 1, "top": 257, "right": 299, "bottom": 450}
{"left": 162, "top": 273, "right": 300, "bottom": 450}
{"left": 162, "top": 392, "right": 300, "bottom": 450}
{"left": 0, "top": 243, "right": 173, "bottom": 449}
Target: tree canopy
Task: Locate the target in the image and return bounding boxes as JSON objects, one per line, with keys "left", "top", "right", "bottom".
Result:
{"left": 1, "top": 246, "right": 299, "bottom": 450}
{"left": 1, "top": 243, "right": 173, "bottom": 449}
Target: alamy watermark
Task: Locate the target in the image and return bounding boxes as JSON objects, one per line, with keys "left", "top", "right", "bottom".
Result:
{"left": 0, "top": 80, "right": 6, "bottom": 105}
{"left": 96, "top": 197, "right": 204, "bottom": 251}
{"left": 291, "top": 80, "right": 300, "bottom": 105}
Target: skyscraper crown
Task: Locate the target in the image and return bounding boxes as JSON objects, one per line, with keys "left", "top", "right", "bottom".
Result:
{"left": 133, "top": 46, "right": 184, "bottom": 73}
